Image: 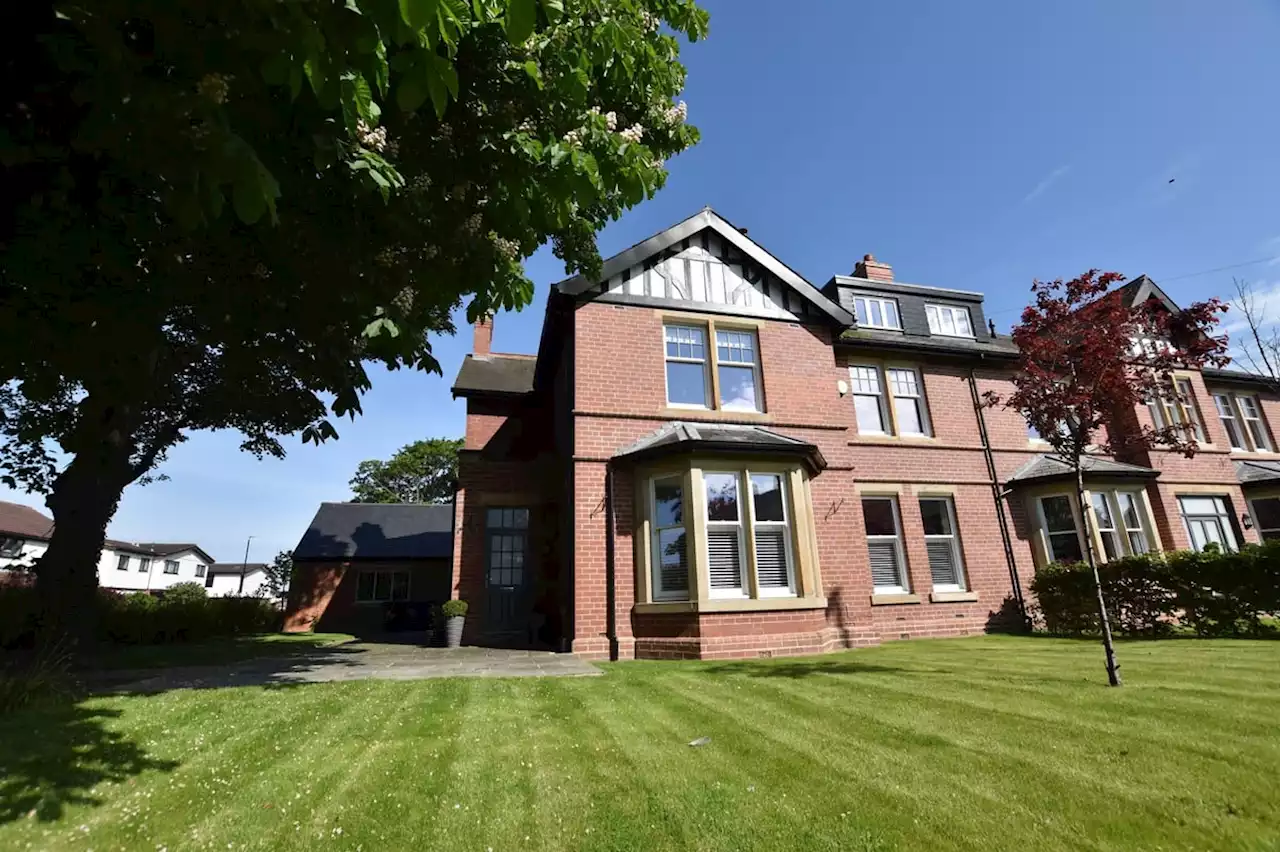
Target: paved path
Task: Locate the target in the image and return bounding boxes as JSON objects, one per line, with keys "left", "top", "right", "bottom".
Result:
{"left": 91, "top": 643, "right": 601, "bottom": 694}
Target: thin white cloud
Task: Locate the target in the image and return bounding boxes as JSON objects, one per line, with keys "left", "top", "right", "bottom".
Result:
{"left": 1021, "top": 165, "right": 1070, "bottom": 204}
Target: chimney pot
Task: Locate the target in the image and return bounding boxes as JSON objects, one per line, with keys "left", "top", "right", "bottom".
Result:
{"left": 854, "top": 254, "right": 893, "bottom": 282}
{"left": 473, "top": 315, "right": 493, "bottom": 356}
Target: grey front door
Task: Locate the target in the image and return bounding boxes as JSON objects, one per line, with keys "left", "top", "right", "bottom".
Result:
{"left": 485, "top": 507, "right": 531, "bottom": 636}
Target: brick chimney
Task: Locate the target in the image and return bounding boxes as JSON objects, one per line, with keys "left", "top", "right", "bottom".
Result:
{"left": 854, "top": 254, "right": 893, "bottom": 282}
{"left": 473, "top": 316, "right": 492, "bottom": 356}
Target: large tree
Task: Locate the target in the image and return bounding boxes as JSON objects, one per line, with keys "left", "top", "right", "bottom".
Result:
{"left": 349, "top": 437, "right": 462, "bottom": 503}
{"left": 1, "top": 0, "right": 709, "bottom": 643}
{"left": 986, "top": 271, "right": 1227, "bottom": 686}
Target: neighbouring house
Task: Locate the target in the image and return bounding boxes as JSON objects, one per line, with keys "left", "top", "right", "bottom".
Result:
{"left": 0, "top": 499, "right": 217, "bottom": 591}
{"left": 434, "top": 207, "right": 1280, "bottom": 661}
{"left": 205, "top": 563, "right": 270, "bottom": 597}
{"left": 284, "top": 501, "right": 454, "bottom": 636}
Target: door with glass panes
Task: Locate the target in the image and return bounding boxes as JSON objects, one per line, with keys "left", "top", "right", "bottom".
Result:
{"left": 484, "top": 507, "right": 531, "bottom": 637}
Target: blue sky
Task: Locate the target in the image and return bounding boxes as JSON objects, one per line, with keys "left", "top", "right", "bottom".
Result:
{"left": 6, "top": 0, "right": 1280, "bottom": 563}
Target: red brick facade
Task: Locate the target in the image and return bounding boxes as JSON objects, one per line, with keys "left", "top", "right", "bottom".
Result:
{"left": 450, "top": 212, "right": 1279, "bottom": 661}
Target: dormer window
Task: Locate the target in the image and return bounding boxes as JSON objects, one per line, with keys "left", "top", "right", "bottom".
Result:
{"left": 852, "top": 295, "right": 900, "bottom": 330}
{"left": 925, "top": 304, "right": 974, "bottom": 338}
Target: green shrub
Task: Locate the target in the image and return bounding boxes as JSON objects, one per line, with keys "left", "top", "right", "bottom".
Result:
{"left": 0, "top": 586, "right": 39, "bottom": 649}
{"left": 163, "top": 581, "right": 209, "bottom": 604}
{"left": 100, "top": 591, "right": 160, "bottom": 644}
{"left": 442, "top": 599, "right": 468, "bottom": 618}
{"left": 0, "top": 643, "right": 75, "bottom": 712}
{"left": 1032, "top": 543, "right": 1280, "bottom": 638}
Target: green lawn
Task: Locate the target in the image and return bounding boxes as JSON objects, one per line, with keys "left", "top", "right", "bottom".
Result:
{"left": 2, "top": 637, "right": 1277, "bottom": 851}
{"left": 82, "top": 632, "right": 355, "bottom": 671}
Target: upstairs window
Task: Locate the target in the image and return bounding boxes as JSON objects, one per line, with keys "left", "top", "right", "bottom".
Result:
{"left": 663, "top": 322, "right": 763, "bottom": 413}
{"left": 849, "top": 365, "right": 932, "bottom": 438}
{"left": 138, "top": 557, "right": 151, "bottom": 573}
{"left": 0, "top": 538, "right": 24, "bottom": 558}
{"left": 163, "top": 560, "right": 180, "bottom": 575}
{"left": 1210, "top": 390, "right": 1273, "bottom": 452}
{"left": 1148, "top": 378, "right": 1205, "bottom": 442}
{"left": 116, "top": 554, "right": 130, "bottom": 571}
{"left": 925, "top": 304, "right": 973, "bottom": 337}
{"left": 195, "top": 564, "right": 206, "bottom": 578}
{"left": 852, "top": 295, "right": 901, "bottom": 330}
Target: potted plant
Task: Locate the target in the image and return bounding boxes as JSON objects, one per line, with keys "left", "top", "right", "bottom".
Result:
{"left": 442, "top": 599, "right": 468, "bottom": 648}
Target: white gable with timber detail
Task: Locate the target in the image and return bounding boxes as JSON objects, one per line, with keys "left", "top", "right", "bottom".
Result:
{"left": 557, "top": 209, "right": 851, "bottom": 325}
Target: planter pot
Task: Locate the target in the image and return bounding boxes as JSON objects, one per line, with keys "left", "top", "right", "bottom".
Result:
{"left": 445, "top": 615, "right": 465, "bottom": 648}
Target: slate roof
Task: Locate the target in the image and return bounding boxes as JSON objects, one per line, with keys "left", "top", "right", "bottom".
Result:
{"left": 294, "top": 502, "right": 455, "bottom": 561}
{"left": 1006, "top": 455, "right": 1159, "bottom": 485}
{"left": 1234, "top": 459, "right": 1280, "bottom": 485}
{"left": 837, "top": 326, "right": 1019, "bottom": 359}
{"left": 451, "top": 353, "right": 537, "bottom": 398}
{"left": 612, "top": 422, "right": 827, "bottom": 471}
{"left": 108, "top": 542, "right": 217, "bottom": 563}
{"left": 0, "top": 501, "right": 55, "bottom": 540}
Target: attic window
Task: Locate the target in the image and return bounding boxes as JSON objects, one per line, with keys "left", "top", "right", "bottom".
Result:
{"left": 852, "top": 296, "right": 900, "bottom": 330}
{"left": 925, "top": 304, "right": 973, "bottom": 338}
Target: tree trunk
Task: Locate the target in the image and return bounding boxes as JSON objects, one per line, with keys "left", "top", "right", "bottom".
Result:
{"left": 1075, "top": 464, "right": 1122, "bottom": 686}
{"left": 37, "top": 432, "right": 134, "bottom": 650}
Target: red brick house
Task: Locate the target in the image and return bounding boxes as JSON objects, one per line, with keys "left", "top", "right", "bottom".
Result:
{"left": 444, "top": 208, "right": 1280, "bottom": 660}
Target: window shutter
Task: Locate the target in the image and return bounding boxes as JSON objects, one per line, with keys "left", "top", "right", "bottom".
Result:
{"left": 707, "top": 528, "right": 743, "bottom": 590}
{"left": 754, "top": 528, "right": 789, "bottom": 589}
{"left": 926, "top": 541, "right": 958, "bottom": 586}
{"left": 868, "top": 540, "right": 902, "bottom": 589}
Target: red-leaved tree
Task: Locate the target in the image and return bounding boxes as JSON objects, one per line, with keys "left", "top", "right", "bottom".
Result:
{"left": 987, "top": 271, "right": 1228, "bottom": 686}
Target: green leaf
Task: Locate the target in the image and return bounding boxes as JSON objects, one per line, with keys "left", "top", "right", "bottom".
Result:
{"left": 363, "top": 317, "right": 401, "bottom": 338}
{"left": 232, "top": 178, "right": 267, "bottom": 225}
{"left": 343, "top": 73, "right": 375, "bottom": 125}
{"left": 423, "top": 53, "right": 458, "bottom": 118}
{"left": 399, "top": 0, "right": 437, "bottom": 29}
{"left": 522, "top": 59, "right": 543, "bottom": 89}
{"left": 540, "top": 0, "right": 563, "bottom": 23}
{"left": 303, "top": 54, "right": 327, "bottom": 97}
{"left": 373, "top": 41, "right": 390, "bottom": 96}
{"left": 505, "top": 0, "right": 537, "bottom": 44}
{"left": 396, "top": 72, "right": 428, "bottom": 112}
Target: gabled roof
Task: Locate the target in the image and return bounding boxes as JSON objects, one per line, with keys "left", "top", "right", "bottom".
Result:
{"left": 1119, "top": 275, "right": 1180, "bottom": 312}
{"left": 294, "top": 502, "right": 455, "bottom": 561}
{"left": 110, "top": 542, "right": 218, "bottom": 563}
{"left": 612, "top": 421, "right": 827, "bottom": 472}
{"left": 555, "top": 208, "right": 853, "bottom": 325}
{"left": 1006, "top": 454, "right": 1159, "bottom": 486}
{"left": 452, "top": 353, "right": 537, "bottom": 398}
{"left": 0, "top": 500, "right": 54, "bottom": 540}
{"left": 1234, "top": 459, "right": 1280, "bottom": 486}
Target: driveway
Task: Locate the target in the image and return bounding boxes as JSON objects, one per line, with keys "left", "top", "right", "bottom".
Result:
{"left": 91, "top": 642, "right": 601, "bottom": 694}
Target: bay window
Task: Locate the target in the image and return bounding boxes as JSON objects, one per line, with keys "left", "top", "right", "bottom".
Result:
{"left": 1037, "top": 495, "right": 1084, "bottom": 564}
{"left": 638, "top": 463, "right": 815, "bottom": 608}
{"left": 1038, "top": 490, "right": 1153, "bottom": 566}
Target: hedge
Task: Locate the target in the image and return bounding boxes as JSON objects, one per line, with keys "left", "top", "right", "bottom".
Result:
{"left": 1030, "top": 541, "right": 1280, "bottom": 637}
{"left": 0, "top": 585, "right": 281, "bottom": 649}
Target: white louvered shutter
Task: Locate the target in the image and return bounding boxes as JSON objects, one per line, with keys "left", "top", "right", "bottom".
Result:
{"left": 868, "top": 540, "right": 902, "bottom": 590}
{"left": 754, "top": 528, "right": 789, "bottom": 589}
{"left": 707, "top": 528, "right": 743, "bottom": 591}
{"left": 926, "top": 541, "right": 959, "bottom": 587}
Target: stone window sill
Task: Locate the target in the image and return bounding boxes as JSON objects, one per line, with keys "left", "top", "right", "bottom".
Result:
{"left": 659, "top": 407, "right": 774, "bottom": 423}
{"left": 634, "top": 596, "right": 827, "bottom": 615}
{"left": 930, "top": 590, "right": 979, "bottom": 603}
{"left": 870, "top": 593, "right": 921, "bottom": 606}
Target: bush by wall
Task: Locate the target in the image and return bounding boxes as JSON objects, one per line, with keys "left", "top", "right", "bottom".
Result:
{"left": 0, "top": 586, "right": 281, "bottom": 649}
{"left": 1031, "top": 541, "right": 1280, "bottom": 638}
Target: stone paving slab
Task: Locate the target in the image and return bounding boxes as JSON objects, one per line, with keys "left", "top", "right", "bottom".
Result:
{"left": 90, "top": 642, "right": 601, "bottom": 694}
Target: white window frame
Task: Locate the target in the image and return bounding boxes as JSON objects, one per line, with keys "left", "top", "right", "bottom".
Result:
{"left": 1089, "top": 492, "right": 1124, "bottom": 562}
{"left": 1113, "top": 492, "right": 1150, "bottom": 555}
{"left": 1237, "top": 394, "right": 1272, "bottom": 451}
{"left": 749, "top": 472, "right": 796, "bottom": 598}
{"left": 925, "top": 304, "right": 974, "bottom": 338}
{"left": 919, "top": 497, "right": 965, "bottom": 592}
{"left": 163, "top": 559, "right": 180, "bottom": 575}
{"left": 138, "top": 557, "right": 152, "bottom": 573}
{"left": 849, "top": 365, "right": 890, "bottom": 435}
{"left": 704, "top": 471, "right": 747, "bottom": 599}
{"left": 863, "top": 496, "right": 909, "bottom": 594}
{"left": 650, "top": 475, "right": 690, "bottom": 601}
{"left": 663, "top": 324, "right": 711, "bottom": 409}
{"left": 1212, "top": 392, "right": 1247, "bottom": 450}
{"left": 886, "top": 367, "right": 932, "bottom": 437}
{"left": 1037, "top": 494, "right": 1085, "bottom": 564}
{"left": 1178, "top": 495, "right": 1239, "bottom": 553}
{"left": 354, "top": 569, "right": 412, "bottom": 603}
{"left": 195, "top": 564, "right": 206, "bottom": 578}
{"left": 852, "top": 295, "right": 901, "bottom": 330}
{"left": 116, "top": 554, "right": 130, "bottom": 571}
{"left": 714, "top": 328, "right": 763, "bottom": 413}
